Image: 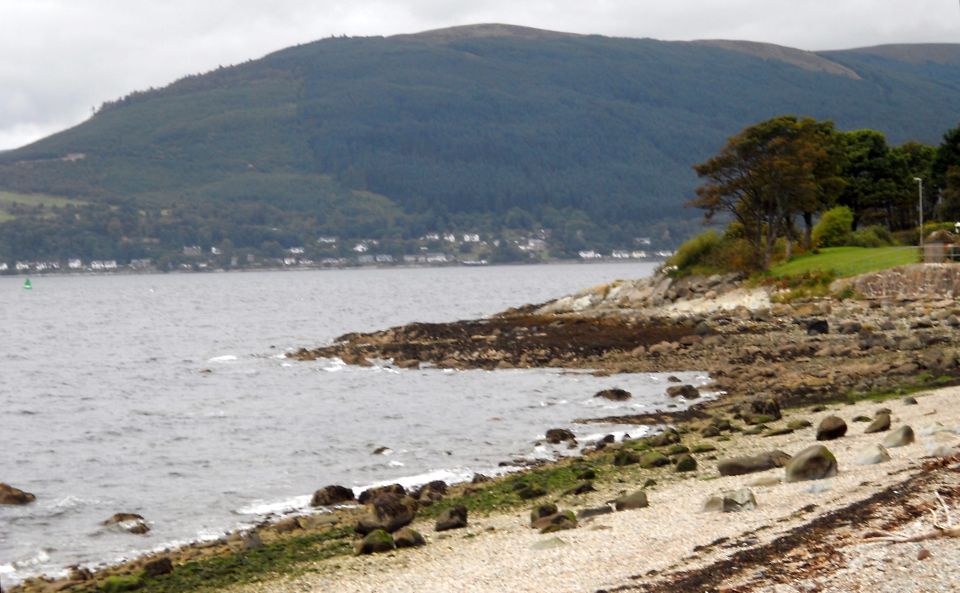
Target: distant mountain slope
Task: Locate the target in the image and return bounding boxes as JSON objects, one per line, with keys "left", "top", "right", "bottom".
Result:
{"left": 1, "top": 25, "right": 959, "bottom": 261}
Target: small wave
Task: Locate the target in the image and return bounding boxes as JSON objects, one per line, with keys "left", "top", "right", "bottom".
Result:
{"left": 357, "top": 468, "right": 477, "bottom": 494}
{"left": 235, "top": 494, "right": 312, "bottom": 516}
{"left": 208, "top": 355, "right": 238, "bottom": 363}
{"left": 387, "top": 460, "right": 405, "bottom": 467}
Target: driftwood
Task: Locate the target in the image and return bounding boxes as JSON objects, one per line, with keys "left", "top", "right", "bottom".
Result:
{"left": 865, "top": 492, "right": 960, "bottom": 543}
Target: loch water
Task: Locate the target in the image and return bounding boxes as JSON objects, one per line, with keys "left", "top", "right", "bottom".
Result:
{"left": 0, "top": 263, "right": 709, "bottom": 584}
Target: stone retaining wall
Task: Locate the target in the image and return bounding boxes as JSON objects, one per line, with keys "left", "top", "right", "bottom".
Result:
{"left": 836, "top": 264, "right": 960, "bottom": 299}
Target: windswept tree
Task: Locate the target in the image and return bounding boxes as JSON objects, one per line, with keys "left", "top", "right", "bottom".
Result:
{"left": 690, "top": 116, "right": 843, "bottom": 270}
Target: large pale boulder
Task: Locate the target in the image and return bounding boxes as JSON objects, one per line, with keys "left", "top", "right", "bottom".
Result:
{"left": 703, "top": 489, "right": 758, "bottom": 512}
{"left": 614, "top": 490, "right": 649, "bottom": 511}
{"left": 856, "top": 444, "right": 891, "bottom": 465}
{"left": 882, "top": 426, "right": 916, "bottom": 448}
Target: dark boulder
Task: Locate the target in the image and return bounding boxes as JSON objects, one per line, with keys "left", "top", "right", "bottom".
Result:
{"left": 648, "top": 429, "right": 681, "bottom": 447}
{"left": 806, "top": 319, "right": 829, "bottom": 335}
{"left": 613, "top": 450, "right": 641, "bottom": 467}
{"left": 311, "top": 484, "right": 356, "bottom": 507}
{"left": 717, "top": 451, "right": 791, "bottom": 476}
{"left": 639, "top": 451, "right": 670, "bottom": 469}
{"left": 750, "top": 398, "right": 782, "bottom": 421}
{"left": 816, "top": 416, "right": 848, "bottom": 441}
{"left": 576, "top": 506, "right": 614, "bottom": 520}
{"left": 666, "top": 385, "right": 700, "bottom": 399}
{"left": 354, "top": 529, "right": 395, "bottom": 555}
{"left": 358, "top": 483, "right": 406, "bottom": 505}
{"left": 545, "top": 428, "right": 576, "bottom": 445}
{"left": 535, "top": 511, "right": 578, "bottom": 534}
{"left": 355, "top": 493, "right": 418, "bottom": 535}
{"left": 102, "top": 513, "right": 150, "bottom": 534}
{"left": 393, "top": 527, "right": 426, "bottom": 548}
{"left": 412, "top": 480, "right": 448, "bottom": 504}
{"left": 530, "top": 503, "right": 559, "bottom": 525}
{"left": 675, "top": 454, "right": 697, "bottom": 472}
{"left": 595, "top": 388, "right": 632, "bottom": 401}
{"left": 784, "top": 445, "right": 838, "bottom": 482}
{"left": 516, "top": 484, "right": 547, "bottom": 500}
{"left": 435, "top": 504, "right": 468, "bottom": 532}
{"left": 563, "top": 482, "right": 596, "bottom": 496}
{"left": 142, "top": 557, "right": 173, "bottom": 578}
{"left": 864, "top": 414, "right": 891, "bottom": 434}
{"left": 0, "top": 483, "right": 35, "bottom": 505}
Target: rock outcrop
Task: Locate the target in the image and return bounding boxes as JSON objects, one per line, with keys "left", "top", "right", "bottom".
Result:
{"left": 0, "top": 483, "right": 36, "bottom": 505}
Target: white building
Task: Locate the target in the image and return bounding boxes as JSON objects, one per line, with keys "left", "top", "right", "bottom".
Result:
{"left": 68, "top": 259, "right": 83, "bottom": 270}
{"left": 578, "top": 250, "right": 603, "bottom": 260}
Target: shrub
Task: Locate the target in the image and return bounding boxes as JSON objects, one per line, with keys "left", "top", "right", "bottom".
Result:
{"left": 849, "top": 225, "right": 895, "bottom": 248}
{"left": 812, "top": 206, "right": 854, "bottom": 247}
{"left": 667, "top": 230, "right": 721, "bottom": 273}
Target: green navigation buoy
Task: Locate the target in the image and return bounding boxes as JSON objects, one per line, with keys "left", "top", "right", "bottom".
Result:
{"left": 23, "top": 278, "right": 32, "bottom": 290}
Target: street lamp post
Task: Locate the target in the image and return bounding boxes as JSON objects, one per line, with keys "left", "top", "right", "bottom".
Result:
{"left": 914, "top": 177, "right": 924, "bottom": 262}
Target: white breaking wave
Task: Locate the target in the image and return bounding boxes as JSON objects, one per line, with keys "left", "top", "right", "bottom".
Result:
{"left": 236, "top": 494, "right": 313, "bottom": 516}
{"left": 208, "top": 354, "right": 239, "bottom": 363}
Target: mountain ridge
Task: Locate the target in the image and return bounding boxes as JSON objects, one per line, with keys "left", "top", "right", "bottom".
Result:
{"left": 1, "top": 25, "right": 959, "bottom": 263}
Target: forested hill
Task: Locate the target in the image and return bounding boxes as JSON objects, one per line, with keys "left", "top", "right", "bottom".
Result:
{"left": 2, "top": 24, "right": 960, "bottom": 263}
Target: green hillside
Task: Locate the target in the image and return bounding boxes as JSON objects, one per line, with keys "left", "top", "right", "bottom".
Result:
{"left": 2, "top": 25, "right": 960, "bottom": 263}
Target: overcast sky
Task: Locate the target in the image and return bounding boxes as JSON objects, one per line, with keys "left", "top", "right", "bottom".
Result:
{"left": 1, "top": 0, "right": 957, "bottom": 150}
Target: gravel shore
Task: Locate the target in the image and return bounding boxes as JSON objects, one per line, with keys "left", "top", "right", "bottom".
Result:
{"left": 231, "top": 387, "right": 960, "bottom": 593}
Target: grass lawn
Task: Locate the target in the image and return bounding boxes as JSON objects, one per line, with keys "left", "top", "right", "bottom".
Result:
{"left": 769, "top": 246, "right": 921, "bottom": 278}
{"left": 0, "top": 190, "right": 87, "bottom": 221}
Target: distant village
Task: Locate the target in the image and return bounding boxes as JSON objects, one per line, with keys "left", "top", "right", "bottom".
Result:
{"left": 0, "top": 231, "right": 672, "bottom": 275}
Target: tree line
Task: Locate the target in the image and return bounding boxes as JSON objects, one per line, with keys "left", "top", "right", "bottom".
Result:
{"left": 687, "top": 115, "right": 960, "bottom": 271}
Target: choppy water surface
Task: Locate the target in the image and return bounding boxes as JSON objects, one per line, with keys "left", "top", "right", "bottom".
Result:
{"left": 0, "top": 263, "right": 709, "bottom": 584}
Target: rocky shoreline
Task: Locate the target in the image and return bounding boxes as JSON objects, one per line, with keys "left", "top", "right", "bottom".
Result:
{"left": 294, "top": 266, "right": 960, "bottom": 411}
{"left": 10, "top": 265, "right": 960, "bottom": 593}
